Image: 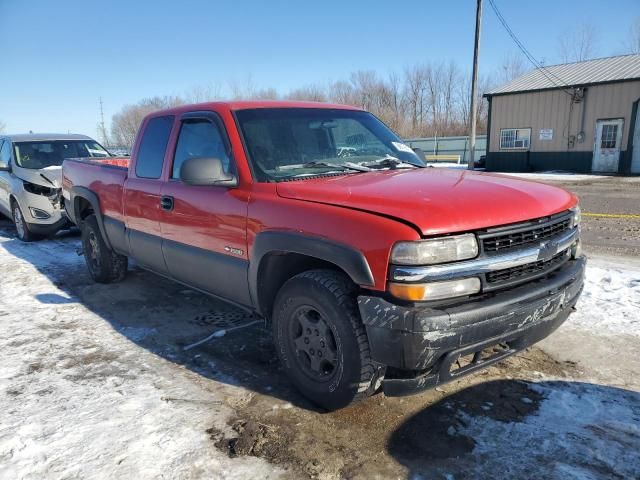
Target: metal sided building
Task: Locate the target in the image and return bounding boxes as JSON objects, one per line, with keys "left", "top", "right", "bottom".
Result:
{"left": 484, "top": 54, "right": 640, "bottom": 174}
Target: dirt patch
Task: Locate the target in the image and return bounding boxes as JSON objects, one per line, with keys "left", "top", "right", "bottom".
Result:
{"left": 209, "top": 346, "right": 577, "bottom": 479}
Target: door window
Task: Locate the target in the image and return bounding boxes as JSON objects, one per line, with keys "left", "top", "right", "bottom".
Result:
{"left": 135, "top": 115, "right": 174, "bottom": 179}
{"left": 172, "top": 119, "right": 231, "bottom": 179}
{"left": 600, "top": 124, "right": 618, "bottom": 149}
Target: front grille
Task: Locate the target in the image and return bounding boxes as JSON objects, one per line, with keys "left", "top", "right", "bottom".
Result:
{"left": 486, "top": 250, "right": 569, "bottom": 284}
{"left": 482, "top": 216, "right": 572, "bottom": 252}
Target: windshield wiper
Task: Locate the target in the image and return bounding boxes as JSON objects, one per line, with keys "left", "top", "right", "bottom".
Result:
{"left": 302, "top": 161, "right": 371, "bottom": 172}
{"left": 359, "top": 155, "right": 425, "bottom": 169}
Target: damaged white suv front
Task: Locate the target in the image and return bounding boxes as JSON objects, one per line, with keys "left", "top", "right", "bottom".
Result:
{"left": 0, "top": 134, "right": 111, "bottom": 241}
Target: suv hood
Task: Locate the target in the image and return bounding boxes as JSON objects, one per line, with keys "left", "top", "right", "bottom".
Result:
{"left": 276, "top": 169, "right": 576, "bottom": 236}
{"left": 13, "top": 165, "right": 62, "bottom": 189}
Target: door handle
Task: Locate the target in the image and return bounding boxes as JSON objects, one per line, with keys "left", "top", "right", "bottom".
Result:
{"left": 160, "top": 196, "right": 174, "bottom": 211}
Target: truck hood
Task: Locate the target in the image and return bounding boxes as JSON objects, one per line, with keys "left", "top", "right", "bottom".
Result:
{"left": 13, "top": 165, "right": 62, "bottom": 189}
{"left": 276, "top": 169, "right": 576, "bottom": 235}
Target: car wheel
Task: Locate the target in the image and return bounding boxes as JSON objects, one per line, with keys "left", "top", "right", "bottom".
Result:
{"left": 81, "top": 214, "right": 128, "bottom": 283}
{"left": 272, "top": 269, "right": 383, "bottom": 410}
{"left": 12, "top": 202, "right": 36, "bottom": 242}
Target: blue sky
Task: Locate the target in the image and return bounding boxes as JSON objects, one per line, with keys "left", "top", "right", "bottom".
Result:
{"left": 0, "top": 0, "right": 637, "bottom": 137}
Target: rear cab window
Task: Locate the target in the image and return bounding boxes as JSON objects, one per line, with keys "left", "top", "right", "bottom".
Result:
{"left": 135, "top": 116, "right": 174, "bottom": 178}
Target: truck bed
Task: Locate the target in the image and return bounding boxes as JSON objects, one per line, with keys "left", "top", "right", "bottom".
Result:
{"left": 62, "top": 157, "right": 130, "bottom": 224}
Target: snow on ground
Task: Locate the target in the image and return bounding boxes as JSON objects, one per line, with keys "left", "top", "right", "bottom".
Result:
{"left": 0, "top": 233, "right": 281, "bottom": 479}
{"left": 569, "top": 255, "right": 640, "bottom": 337}
{"left": 449, "top": 381, "right": 640, "bottom": 479}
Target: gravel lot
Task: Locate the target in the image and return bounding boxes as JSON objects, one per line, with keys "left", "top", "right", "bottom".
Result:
{"left": 1, "top": 173, "right": 639, "bottom": 479}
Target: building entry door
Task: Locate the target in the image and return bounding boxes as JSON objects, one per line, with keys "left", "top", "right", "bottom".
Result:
{"left": 631, "top": 106, "right": 640, "bottom": 174}
{"left": 593, "top": 119, "right": 623, "bottom": 173}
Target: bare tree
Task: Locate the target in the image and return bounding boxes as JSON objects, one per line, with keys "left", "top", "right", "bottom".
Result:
{"left": 286, "top": 84, "right": 327, "bottom": 102}
{"left": 499, "top": 52, "right": 528, "bottom": 84}
{"left": 184, "top": 82, "right": 223, "bottom": 103}
{"left": 0, "top": 120, "right": 6, "bottom": 134}
{"left": 558, "top": 23, "right": 599, "bottom": 63}
{"left": 403, "top": 65, "right": 429, "bottom": 134}
{"left": 110, "top": 96, "right": 183, "bottom": 149}
{"left": 625, "top": 17, "right": 640, "bottom": 54}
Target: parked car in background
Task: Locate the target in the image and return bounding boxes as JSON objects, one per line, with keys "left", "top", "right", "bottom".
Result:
{"left": 62, "top": 101, "right": 585, "bottom": 410}
{"left": 0, "top": 133, "right": 111, "bottom": 241}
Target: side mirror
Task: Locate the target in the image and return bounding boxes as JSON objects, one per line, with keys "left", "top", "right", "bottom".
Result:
{"left": 179, "top": 156, "right": 237, "bottom": 187}
{"left": 0, "top": 160, "right": 9, "bottom": 172}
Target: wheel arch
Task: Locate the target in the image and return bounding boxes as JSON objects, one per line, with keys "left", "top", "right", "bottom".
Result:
{"left": 69, "top": 186, "right": 113, "bottom": 250}
{"left": 249, "top": 231, "right": 375, "bottom": 319}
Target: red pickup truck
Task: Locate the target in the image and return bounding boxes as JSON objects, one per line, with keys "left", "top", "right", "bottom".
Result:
{"left": 62, "top": 101, "right": 585, "bottom": 410}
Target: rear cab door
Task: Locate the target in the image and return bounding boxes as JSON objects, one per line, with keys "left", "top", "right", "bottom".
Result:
{"left": 123, "top": 114, "right": 174, "bottom": 274}
{"left": 158, "top": 109, "right": 251, "bottom": 306}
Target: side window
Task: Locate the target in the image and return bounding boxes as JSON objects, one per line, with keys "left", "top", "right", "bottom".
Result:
{"left": 135, "top": 116, "right": 174, "bottom": 179}
{"left": 172, "top": 118, "right": 231, "bottom": 179}
{"left": 0, "top": 140, "right": 11, "bottom": 164}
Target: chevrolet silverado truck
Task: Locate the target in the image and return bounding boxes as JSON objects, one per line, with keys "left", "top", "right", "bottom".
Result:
{"left": 62, "top": 101, "right": 585, "bottom": 410}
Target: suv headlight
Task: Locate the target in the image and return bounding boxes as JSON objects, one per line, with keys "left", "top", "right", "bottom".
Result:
{"left": 391, "top": 233, "right": 478, "bottom": 265}
{"left": 570, "top": 205, "right": 581, "bottom": 228}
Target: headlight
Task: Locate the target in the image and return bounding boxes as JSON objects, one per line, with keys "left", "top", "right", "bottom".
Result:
{"left": 391, "top": 233, "right": 478, "bottom": 265}
{"left": 570, "top": 205, "right": 581, "bottom": 228}
{"left": 389, "top": 277, "right": 481, "bottom": 301}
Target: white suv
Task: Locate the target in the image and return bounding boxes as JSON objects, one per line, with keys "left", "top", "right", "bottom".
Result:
{"left": 0, "top": 133, "right": 111, "bottom": 241}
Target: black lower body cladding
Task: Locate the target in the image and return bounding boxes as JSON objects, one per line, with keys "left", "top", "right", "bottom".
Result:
{"left": 357, "top": 256, "right": 586, "bottom": 396}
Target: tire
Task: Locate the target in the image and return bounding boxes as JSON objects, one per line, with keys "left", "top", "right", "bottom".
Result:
{"left": 12, "top": 201, "right": 37, "bottom": 242}
{"left": 272, "top": 269, "right": 383, "bottom": 410}
{"left": 80, "top": 214, "right": 128, "bottom": 283}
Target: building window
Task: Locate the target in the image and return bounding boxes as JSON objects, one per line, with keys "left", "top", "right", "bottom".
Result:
{"left": 600, "top": 124, "right": 618, "bottom": 149}
{"left": 500, "top": 128, "right": 531, "bottom": 150}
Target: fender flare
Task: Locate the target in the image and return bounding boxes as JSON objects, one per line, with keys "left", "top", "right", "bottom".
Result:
{"left": 69, "top": 186, "right": 113, "bottom": 250}
{"left": 248, "top": 231, "right": 375, "bottom": 314}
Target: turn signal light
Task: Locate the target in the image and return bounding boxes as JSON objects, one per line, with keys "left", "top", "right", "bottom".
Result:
{"left": 389, "top": 277, "right": 481, "bottom": 302}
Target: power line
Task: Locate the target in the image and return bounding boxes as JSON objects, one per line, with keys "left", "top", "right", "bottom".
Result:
{"left": 488, "top": 0, "right": 574, "bottom": 95}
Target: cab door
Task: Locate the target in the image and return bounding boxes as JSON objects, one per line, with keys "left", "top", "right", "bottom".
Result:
{"left": 159, "top": 111, "right": 250, "bottom": 306}
{"left": 123, "top": 115, "right": 175, "bottom": 274}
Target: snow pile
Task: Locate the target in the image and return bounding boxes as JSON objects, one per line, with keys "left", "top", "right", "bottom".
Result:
{"left": 0, "top": 233, "right": 280, "bottom": 479}
{"left": 453, "top": 381, "right": 640, "bottom": 479}
{"left": 570, "top": 256, "right": 640, "bottom": 337}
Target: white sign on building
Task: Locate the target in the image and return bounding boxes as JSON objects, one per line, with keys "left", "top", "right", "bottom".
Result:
{"left": 539, "top": 129, "right": 553, "bottom": 140}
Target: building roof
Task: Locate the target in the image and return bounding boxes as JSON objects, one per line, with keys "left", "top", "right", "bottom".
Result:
{"left": 2, "top": 133, "right": 94, "bottom": 142}
{"left": 487, "top": 54, "right": 640, "bottom": 96}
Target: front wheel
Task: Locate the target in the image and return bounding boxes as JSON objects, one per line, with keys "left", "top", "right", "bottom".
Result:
{"left": 12, "top": 202, "right": 37, "bottom": 242}
{"left": 80, "top": 214, "right": 128, "bottom": 283}
{"left": 272, "top": 269, "right": 383, "bottom": 410}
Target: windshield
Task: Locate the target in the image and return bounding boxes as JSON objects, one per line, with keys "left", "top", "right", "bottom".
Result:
{"left": 13, "top": 140, "right": 111, "bottom": 169}
{"left": 235, "top": 108, "right": 424, "bottom": 182}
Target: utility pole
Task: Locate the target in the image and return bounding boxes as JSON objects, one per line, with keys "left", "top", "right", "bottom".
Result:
{"left": 98, "top": 97, "right": 108, "bottom": 147}
{"left": 468, "top": 0, "right": 483, "bottom": 170}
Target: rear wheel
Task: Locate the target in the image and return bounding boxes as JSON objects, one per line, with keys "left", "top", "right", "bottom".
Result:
{"left": 272, "top": 269, "right": 383, "bottom": 410}
{"left": 81, "top": 214, "right": 128, "bottom": 283}
{"left": 12, "top": 201, "right": 37, "bottom": 242}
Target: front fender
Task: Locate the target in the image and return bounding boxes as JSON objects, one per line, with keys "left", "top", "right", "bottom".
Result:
{"left": 248, "top": 231, "right": 375, "bottom": 315}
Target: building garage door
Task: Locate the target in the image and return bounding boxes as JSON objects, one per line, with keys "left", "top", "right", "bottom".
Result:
{"left": 632, "top": 106, "right": 640, "bottom": 174}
